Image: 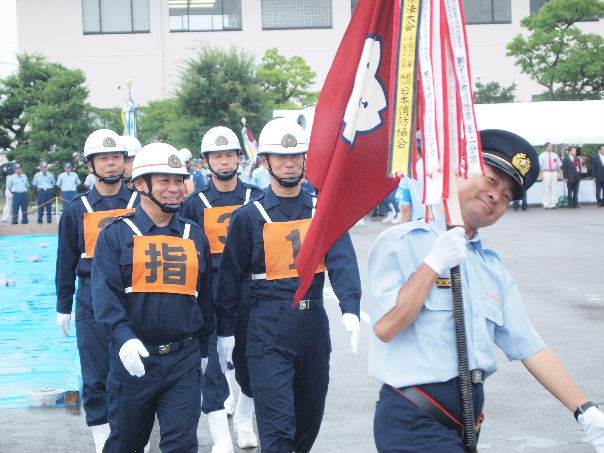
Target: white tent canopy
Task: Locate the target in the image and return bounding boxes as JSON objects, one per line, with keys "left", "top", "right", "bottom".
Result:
{"left": 474, "top": 100, "right": 604, "bottom": 146}
{"left": 275, "top": 100, "right": 604, "bottom": 146}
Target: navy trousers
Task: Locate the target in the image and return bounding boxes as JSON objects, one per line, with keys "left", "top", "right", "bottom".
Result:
{"left": 37, "top": 188, "right": 53, "bottom": 223}
{"left": 11, "top": 192, "right": 28, "bottom": 224}
{"left": 374, "top": 379, "right": 484, "bottom": 453}
{"left": 233, "top": 283, "right": 253, "bottom": 398}
{"left": 200, "top": 330, "right": 229, "bottom": 414}
{"left": 62, "top": 190, "right": 76, "bottom": 203}
{"left": 104, "top": 340, "right": 202, "bottom": 453}
{"left": 247, "top": 299, "right": 331, "bottom": 453}
{"left": 76, "top": 280, "right": 110, "bottom": 426}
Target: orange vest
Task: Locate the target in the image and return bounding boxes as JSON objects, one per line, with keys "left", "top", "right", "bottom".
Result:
{"left": 80, "top": 192, "right": 137, "bottom": 259}
{"left": 198, "top": 188, "right": 251, "bottom": 254}
{"left": 251, "top": 199, "right": 326, "bottom": 281}
{"left": 123, "top": 218, "right": 199, "bottom": 296}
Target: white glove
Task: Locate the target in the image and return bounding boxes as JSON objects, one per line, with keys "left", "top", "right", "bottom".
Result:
{"left": 342, "top": 313, "right": 360, "bottom": 354}
{"left": 423, "top": 227, "right": 468, "bottom": 275}
{"left": 119, "top": 339, "right": 149, "bottom": 377}
{"left": 217, "top": 336, "right": 235, "bottom": 374}
{"left": 201, "top": 357, "right": 208, "bottom": 375}
{"left": 578, "top": 406, "right": 604, "bottom": 453}
{"left": 56, "top": 313, "right": 71, "bottom": 337}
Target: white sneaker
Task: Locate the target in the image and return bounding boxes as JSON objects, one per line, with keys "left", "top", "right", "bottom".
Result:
{"left": 381, "top": 210, "right": 395, "bottom": 223}
{"left": 91, "top": 424, "right": 110, "bottom": 453}
{"left": 208, "top": 409, "right": 234, "bottom": 453}
{"left": 234, "top": 394, "right": 258, "bottom": 449}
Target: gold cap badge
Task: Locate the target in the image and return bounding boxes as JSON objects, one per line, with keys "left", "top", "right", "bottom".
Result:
{"left": 281, "top": 134, "right": 298, "bottom": 148}
{"left": 512, "top": 152, "right": 530, "bottom": 176}
{"left": 168, "top": 154, "right": 182, "bottom": 168}
{"left": 103, "top": 137, "right": 116, "bottom": 147}
{"left": 215, "top": 135, "right": 228, "bottom": 146}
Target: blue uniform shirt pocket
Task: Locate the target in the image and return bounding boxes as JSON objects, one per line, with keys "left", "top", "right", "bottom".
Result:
{"left": 476, "top": 294, "right": 503, "bottom": 346}
{"left": 415, "top": 289, "right": 455, "bottom": 349}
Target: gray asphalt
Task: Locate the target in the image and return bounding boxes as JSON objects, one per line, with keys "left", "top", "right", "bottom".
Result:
{"left": 0, "top": 205, "right": 602, "bottom": 452}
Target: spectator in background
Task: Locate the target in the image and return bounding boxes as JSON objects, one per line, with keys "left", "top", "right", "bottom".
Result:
{"left": 538, "top": 142, "right": 562, "bottom": 210}
{"left": 32, "top": 161, "right": 56, "bottom": 224}
{"left": 250, "top": 156, "right": 272, "bottom": 188}
{"left": 562, "top": 146, "right": 581, "bottom": 209}
{"left": 8, "top": 163, "right": 29, "bottom": 224}
{"left": 513, "top": 192, "right": 528, "bottom": 211}
{"left": 576, "top": 148, "right": 588, "bottom": 178}
{"left": 84, "top": 172, "right": 96, "bottom": 190}
{"left": 56, "top": 163, "right": 81, "bottom": 203}
{"left": 1, "top": 172, "right": 15, "bottom": 223}
{"left": 593, "top": 144, "right": 604, "bottom": 207}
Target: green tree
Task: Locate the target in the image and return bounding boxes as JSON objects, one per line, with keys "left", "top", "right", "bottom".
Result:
{"left": 138, "top": 99, "right": 201, "bottom": 150}
{"left": 0, "top": 53, "right": 93, "bottom": 176}
{"left": 257, "top": 48, "right": 319, "bottom": 108}
{"left": 90, "top": 107, "right": 123, "bottom": 134}
{"left": 176, "top": 45, "right": 272, "bottom": 142}
{"left": 474, "top": 79, "right": 516, "bottom": 103}
{"left": 507, "top": 0, "right": 604, "bottom": 101}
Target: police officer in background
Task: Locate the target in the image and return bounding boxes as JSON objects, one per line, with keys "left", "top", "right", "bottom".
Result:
{"left": 120, "top": 134, "right": 142, "bottom": 190}
{"left": 368, "top": 130, "right": 604, "bottom": 453}
{"left": 92, "top": 143, "right": 214, "bottom": 453}
{"left": 56, "top": 163, "right": 81, "bottom": 203}
{"left": 55, "top": 129, "right": 138, "bottom": 452}
{"left": 216, "top": 118, "right": 362, "bottom": 453}
{"left": 32, "top": 162, "right": 55, "bottom": 224}
{"left": 8, "top": 163, "right": 29, "bottom": 224}
{"left": 181, "top": 126, "right": 262, "bottom": 452}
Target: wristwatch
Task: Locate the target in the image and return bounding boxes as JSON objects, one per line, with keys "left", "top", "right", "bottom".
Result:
{"left": 574, "top": 401, "right": 599, "bottom": 421}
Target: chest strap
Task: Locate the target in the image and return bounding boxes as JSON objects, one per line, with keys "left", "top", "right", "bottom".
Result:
{"left": 123, "top": 218, "right": 195, "bottom": 295}
{"left": 81, "top": 195, "right": 93, "bottom": 213}
{"left": 199, "top": 187, "right": 252, "bottom": 209}
{"left": 127, "top": 191, "right": 137, "bottom": 209}
{"left": 250, "top": 196, "right": 319, "bottom": 281}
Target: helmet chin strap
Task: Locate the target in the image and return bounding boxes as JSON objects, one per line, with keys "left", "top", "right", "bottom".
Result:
{"left": 140, "top": 175, "right": 182, "bottom": 213}
{"left": 122, "top": 176, "right": 132, "bottom": 183}
{"left": 266, "top": 158, "right": 305, "bottom": 188}
{"left": 206, "top": 158, "right": 238, "bottom": 181}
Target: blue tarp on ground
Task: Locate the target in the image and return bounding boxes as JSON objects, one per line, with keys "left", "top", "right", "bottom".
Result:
{"left": 0, "top": 234, "right": 81, "bottom": 408}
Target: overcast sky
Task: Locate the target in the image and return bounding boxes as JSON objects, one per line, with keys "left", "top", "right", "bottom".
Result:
{"left": 0, "top": 0, "right": 18, "bottom": 78}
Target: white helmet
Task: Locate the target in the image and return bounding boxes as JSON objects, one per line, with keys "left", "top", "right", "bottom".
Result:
{"left": 131, "top": 143, "right": 190, "bottom": 180}
{"left": 84, "top": 129, "right": 127, "bottom": 160}
{"left": 257, "top": 118, "right": 308, "bottom": 155}
{"left": 120, "top": 135, "right": 142, "bottom": 158}
{"left": 179, "top": 148, "right": 193, "bottom": 163}
{"left": 201, "top": 126, "right": 242, "bottom": 155}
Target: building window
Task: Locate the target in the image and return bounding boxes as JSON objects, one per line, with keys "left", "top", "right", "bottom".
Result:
{"left": 261, "top": 0, "right": 332, "bottom": 30}
{"left": 463, "top": 0, "right": 511, "bottom": 24}
{"left": 169, "top": 0, "right": 242, "bottom": 32}
{"left": 82, "top": 0, "right": 150, "bottom": 34}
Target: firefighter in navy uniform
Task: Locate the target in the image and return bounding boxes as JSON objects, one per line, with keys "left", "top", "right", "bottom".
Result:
{"left": 368, "top": 130, "right": 604, "bottom": 453}
{"left": 119, "top": 134, "right": 142, "bottom": 190}
{"left": 91, "top": 143, "right": 214, "bottom": 452}
{"left": 55, "top": 128, "right": 138, "bottom": 453}
{"left": 215, "top": 118, "right": 362, "bottom": 453}
{"left": 181, "top": 126, "right": 262, "bottom": 452}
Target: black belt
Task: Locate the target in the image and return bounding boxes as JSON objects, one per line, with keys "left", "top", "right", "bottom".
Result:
{"left": 144, "top": 337, "right": 194, "bottom": 355}
{"left": 254, "top": 298, "right": 324, "bottom": 311}
{"left": 388, "top": 371, "right": 485, "bottom": 437}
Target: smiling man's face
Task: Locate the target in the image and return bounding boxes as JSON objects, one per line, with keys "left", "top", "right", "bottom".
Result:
{"left": 457, "top": 164, "right": 516, "bottom": 231}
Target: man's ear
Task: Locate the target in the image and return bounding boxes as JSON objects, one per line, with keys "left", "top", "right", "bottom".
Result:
{"left": 134, "top": 177, "right": 147, "bottom": 193}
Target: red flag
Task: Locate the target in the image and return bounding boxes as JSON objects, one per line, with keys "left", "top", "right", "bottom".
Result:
{"left": 294, "top": 0, "right": 402, "bottom": 303}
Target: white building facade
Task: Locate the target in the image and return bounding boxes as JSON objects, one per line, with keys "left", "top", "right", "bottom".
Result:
{"left": 15, "top": 0, "right": 603, "bottom": 108}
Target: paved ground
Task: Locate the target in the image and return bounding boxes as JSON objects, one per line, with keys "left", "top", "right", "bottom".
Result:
{"left": 0, "top": 205, "right": 602, "bottom": 452}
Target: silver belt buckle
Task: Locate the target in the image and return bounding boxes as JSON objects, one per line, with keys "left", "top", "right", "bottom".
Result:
{"left": 158, "top": 344, "right": 171, "bottom": 355}
{"left": 298, "top": 299, "right": 310, "bottom": 310}
{"left": 471, "top": 369, "right": 483, "bottom": 384}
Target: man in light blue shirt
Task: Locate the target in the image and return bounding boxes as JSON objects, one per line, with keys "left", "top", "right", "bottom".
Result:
{"left": 250, "top": 161, "right": 271, "bottom": 188}
{"left": 56, "top": 163, "right": 81, "bottom": 203}
{"left": 84, "top": 173, "right": 96, "bottom": 190}
{"left": 8, "top": 163, "right": 29, "bottom": 224}
{"left": 32, "top": 162, "right": 56, "bottom": 223}
{"left": 369, "top": 130, "right": 604, "bottom": 453}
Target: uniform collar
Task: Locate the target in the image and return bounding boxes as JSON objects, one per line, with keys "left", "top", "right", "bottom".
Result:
{"left": 468, "top": 231, "right": 485, "bottom": 258}
{"left": 133, "top": 205, "right": 183, "bottom": 235}
{"left": 262, "top": 185, "right": 313, "bottom": 210}
{"left": 87, "top": 183, "right": 132, "bottom": 206}
{"left": 204, "top": 178, "right": 244, "bottom": 203}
